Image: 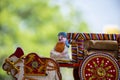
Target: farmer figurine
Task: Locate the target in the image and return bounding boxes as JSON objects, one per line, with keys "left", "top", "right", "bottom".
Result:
{"left": 50, "top": 32, "right": 70, "bottom": 61}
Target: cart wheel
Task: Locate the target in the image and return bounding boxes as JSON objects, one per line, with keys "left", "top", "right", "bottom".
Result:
{"left": 79, "top": 53, "right": 119, "bottom": 80}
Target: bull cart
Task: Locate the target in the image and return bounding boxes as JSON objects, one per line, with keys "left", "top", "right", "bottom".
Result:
{"left": 58, "top": 33, "right": 120, "bottom": 80}
{"left": 2, "top": 33, "right": 120, "bottom": 80}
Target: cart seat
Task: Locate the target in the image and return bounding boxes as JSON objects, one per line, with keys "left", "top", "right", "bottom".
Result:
{"left": 84, "top": 40, "right": 118, "bottom": 58}
{"left": 84, "top": 40, "right": 118, "bottom": 51}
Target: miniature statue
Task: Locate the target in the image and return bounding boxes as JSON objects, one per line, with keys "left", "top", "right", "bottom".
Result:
{"left": 2, "top": 47, "right": 62, "bottom": 80}
{"left": 50, "top": 32, "right": 70, "bottom": 61}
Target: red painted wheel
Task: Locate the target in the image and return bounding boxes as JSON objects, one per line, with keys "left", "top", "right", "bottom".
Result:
{"left": 79, "top": 53, "right": 119, "bottom": 80}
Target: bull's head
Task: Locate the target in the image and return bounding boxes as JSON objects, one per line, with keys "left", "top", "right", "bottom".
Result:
{"left": 2, "top": 47, "right": 24, "bottom": 77}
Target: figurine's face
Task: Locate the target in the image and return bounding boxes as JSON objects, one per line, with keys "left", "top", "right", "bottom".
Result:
{"left": 2, "top": 56, "right": 19, "bottom": 71}
{"left": 58, "top": 35, "right": 67, "bottom": 42}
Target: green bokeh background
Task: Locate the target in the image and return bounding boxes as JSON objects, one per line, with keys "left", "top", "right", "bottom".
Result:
{"left": 0, "top": 0, "right": 90, "bottom": 80}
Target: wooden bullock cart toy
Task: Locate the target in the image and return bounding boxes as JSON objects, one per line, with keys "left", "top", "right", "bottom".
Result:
{"left": 2, "top": 33, "right": 120, "bottom": 80}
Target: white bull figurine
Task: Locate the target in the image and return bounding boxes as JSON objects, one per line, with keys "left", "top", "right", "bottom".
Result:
{"left": 2, "top": 47, "right": 62, "bottom": 80}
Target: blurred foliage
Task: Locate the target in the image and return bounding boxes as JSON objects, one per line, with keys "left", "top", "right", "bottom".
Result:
{"left": 0, "top": 0, "right": 89, "bottom": 80}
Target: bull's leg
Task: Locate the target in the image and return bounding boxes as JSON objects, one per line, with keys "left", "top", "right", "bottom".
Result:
{"left": 46, "top": 59, "right": 62, "bottom": 80}
{"left": 73, "top": 68, "right": 80, "bottom": 80}
{"left": 55, "top": 69, "right": 62, "bottom": 80}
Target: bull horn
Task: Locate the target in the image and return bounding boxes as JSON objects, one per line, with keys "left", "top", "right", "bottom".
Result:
{"left": 9, "top": 47, "right": 24, "bottom": 58}
{"left": 14, "top": 47, "right": 24, "bottom": 58}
